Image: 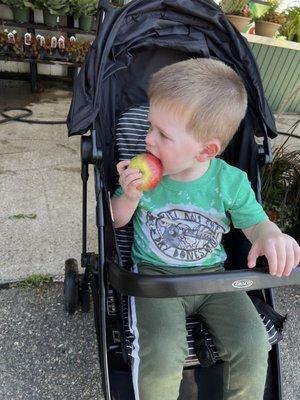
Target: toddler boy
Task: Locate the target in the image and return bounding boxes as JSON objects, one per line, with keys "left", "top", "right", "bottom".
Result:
{"left": 111, "top": 58, "right": 300, "bottom": 400}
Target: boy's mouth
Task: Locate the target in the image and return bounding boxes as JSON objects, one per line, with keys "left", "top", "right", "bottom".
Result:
{"left": 146, "top": 149, "right": 156, "bottom": 157}
{"left": 146, "top": 150, "right": 165, "bottom": 173}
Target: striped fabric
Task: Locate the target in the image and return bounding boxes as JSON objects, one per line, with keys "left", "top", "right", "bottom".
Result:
{"left": 115, "top": 105, "right": 149, "bottom": 268}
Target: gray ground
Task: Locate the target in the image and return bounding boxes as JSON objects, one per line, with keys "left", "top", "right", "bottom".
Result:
{"left": 0, "top": 80, "right": 299, "bottom": 399}
{"left": 0, "top": 283, "right": 102, "bottom": 400}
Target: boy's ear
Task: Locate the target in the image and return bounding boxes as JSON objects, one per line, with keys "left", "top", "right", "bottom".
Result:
{"left": 196, "top": 139, "right": 221, "bottom": 162}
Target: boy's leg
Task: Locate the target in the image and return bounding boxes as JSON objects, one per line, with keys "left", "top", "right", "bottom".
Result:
{"left": 129, "top": 294, "right": 188, "bottom": 400}
{"left": 197, "top": 292, "right": 271, "bottom": 400}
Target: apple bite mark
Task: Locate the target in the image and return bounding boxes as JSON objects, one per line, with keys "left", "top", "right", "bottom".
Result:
{"left": 128, "top": 153, "right": 163, "bottom": 191}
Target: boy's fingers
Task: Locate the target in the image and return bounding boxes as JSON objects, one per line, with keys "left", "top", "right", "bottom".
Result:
{"left": 247, "top": 242, "right": 260, "bottom": 268}
{"left": 293, "top": 241, "right": 300, "bottom": 266}
{"left": 122, "top": 172, "right": 143, "bottom": 187}
{"left": 282, "top": 243, "right": 295, "bottom": 276}
{"left": 127, "top": 180, "right": 143, "bottom": 199}
{"left": 116, "top": 160, "right": 130, "bottom": 174}
{"left": 273, "top": 240, "right": 286, "bottom": 277}
{"left": 264, "top": 244, "right": 278, "bottom": 276}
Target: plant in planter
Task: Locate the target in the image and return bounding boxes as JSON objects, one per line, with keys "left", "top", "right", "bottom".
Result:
{"left": 42, "top": 0, "right": 69, "bottom": 27}
{"left": 0, "top": 31, "right": 9, "bottom": 55}
{"left": 261, "top": 135, "right": 300, "bottom": 242}
{"left": 253, "top": 1, "right": 286, "bottom": 37}
{"left": 280, "top": 6, "right": 300, "bottom": 42}
{"left": 1, "top": 0, "right": 34, "bottom": 23}
{"left": 69, "top": 0, "right": 98, "bottom": 32}
{"left": 220, "top": 0, "right": 252, "bottom": 32}
{"left": 65, "top": 36, "right": 91, "bottom": 63}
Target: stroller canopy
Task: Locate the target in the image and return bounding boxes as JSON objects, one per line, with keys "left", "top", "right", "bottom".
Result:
{"left": 67, "top": 0, "right": 277, "bottom": 190}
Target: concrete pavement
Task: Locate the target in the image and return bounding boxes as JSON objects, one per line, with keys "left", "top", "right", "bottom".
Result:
{"left": 0, "top": 80, "right": 97, "bottom": 283}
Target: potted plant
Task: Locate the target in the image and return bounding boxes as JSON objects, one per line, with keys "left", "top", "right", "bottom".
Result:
{"left": 280, "top": 6, "right": 300, "bottom": 42}
{"left": 65, "top": 36, "right": 91, "bottom": 63}
{"left": 261, "top": 134, "right": 300, "bottom": 242}
{"left": 1, "top": 0, "right": 33, "bottom": 23}
{"left": 0, "top": 31, "right": 8, "bottom": 55}
{"left": 69, "top": 0, "right": 98, "bottom": 32}
{"left": 220, "top": 0, "right": 252, "bottom": 32}
{"left": 42, "top": 0, "right": 69, "bottom": 27}
{"left": 252, "top": 1, "right": 286, "bottom": 37}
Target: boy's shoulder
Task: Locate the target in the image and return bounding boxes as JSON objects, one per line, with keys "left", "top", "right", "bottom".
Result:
{"left": 214, "top": 158, "right": 247, "bottom": 179}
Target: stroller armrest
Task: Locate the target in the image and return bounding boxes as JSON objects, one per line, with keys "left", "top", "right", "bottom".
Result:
{"left": 107, "top": 259, "right": 300, "bottom": 298}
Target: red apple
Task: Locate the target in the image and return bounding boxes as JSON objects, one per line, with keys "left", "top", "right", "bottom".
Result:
{"left": 128, "top": 153, "right": 163, "bottom": 191}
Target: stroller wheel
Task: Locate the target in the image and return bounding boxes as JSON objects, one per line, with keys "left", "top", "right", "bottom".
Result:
{"left": 64, "top": 258, "right": 79, "bottom": 315}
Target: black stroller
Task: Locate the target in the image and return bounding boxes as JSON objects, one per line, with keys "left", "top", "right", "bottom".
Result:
{"left": 65, "top": 1, "right": 300, "bottom": 399}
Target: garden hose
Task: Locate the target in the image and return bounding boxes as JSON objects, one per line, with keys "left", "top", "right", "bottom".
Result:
{"left": 0, "top": 108, "right": 299, "bottom": 140}
{"left": 0, "top": 107, "right": 66, "bottom": 125}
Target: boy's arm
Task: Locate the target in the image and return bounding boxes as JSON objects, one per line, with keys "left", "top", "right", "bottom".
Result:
{"left": 242, "top": 220, "right": 300, "bottom": 277}
{"left": 111, "top": 160, "right": 143, "bottom": 228}
{"left": 110, "top": 194, "right": 140, "bottom": 228}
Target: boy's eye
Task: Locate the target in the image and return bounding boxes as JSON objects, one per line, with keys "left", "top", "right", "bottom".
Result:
{"left": 159, "top": 131, "right": 169, "bottom": 139}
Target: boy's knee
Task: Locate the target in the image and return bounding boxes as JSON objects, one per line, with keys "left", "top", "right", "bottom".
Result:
{"left": 223, "top": 321, "right": 271, "bottom": 365}
{"left": 140, "top": 337, "right": 188, "bottom": 369}
{"left": 245, "top": 331, "right": 270, "bottom": 361}
{"left": 233, "top": 326, "right": 271, "bottom": 365}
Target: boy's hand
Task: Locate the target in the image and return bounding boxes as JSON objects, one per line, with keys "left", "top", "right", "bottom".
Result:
{"left": 117, "top": 160, "right": 143, "bottom": 200}
{"left": 244, "top": 221, "right": 300, "bottom": 277}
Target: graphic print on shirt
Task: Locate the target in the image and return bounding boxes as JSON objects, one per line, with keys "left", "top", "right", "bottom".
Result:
{"left": 144, "top": 206, "right": 227, "bottom": 263}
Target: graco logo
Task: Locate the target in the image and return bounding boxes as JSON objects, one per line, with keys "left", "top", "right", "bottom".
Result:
{"left": 232, "top": 279, "right": 254, "bottom": 289}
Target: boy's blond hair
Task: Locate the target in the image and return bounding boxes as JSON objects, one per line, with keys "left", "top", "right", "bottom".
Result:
{"left": 148, "top": 58, "right": 247, "bottom": 152}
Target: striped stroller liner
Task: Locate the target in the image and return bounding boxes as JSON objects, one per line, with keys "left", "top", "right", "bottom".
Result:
{"left": 113, "top": 106, "right": 283, "bottom": 367}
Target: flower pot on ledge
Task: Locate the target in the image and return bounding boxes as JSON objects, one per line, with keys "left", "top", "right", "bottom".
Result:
{"left": 79, "top": 15, "right": 93, "bottom": 32}
{"left": 43, "top": 10, "right": 60, "bottom": 27}
{"left": 227, "top": 15, "right": 251, "bottom": 32}
{"left": 13, "top": 7, "right": 30, "bottom": 23}
{"left": 255, "top": 20, "right": 281, "bottom": 37}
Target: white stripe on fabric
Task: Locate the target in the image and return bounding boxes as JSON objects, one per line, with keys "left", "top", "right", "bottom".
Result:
{"left": 117, "top": 127, "right": 148, "bottom": 132}
{"left": 118, "top": 123, "right": 149, "bottom": 128}
{"left": 119, "top": 113, "right": 148, "bottom": 119}
{"left": 268, "top": 330, "right": 277, "bottom": 341}
{"left": 129, "top": 263, "right": 140, "bottom": 400}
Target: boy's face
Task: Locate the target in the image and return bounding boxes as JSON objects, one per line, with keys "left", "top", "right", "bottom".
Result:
{"left": 146, "top": 103, "right": 206, "bottom": 179}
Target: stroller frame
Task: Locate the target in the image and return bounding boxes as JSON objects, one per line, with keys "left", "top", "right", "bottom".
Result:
{"left": 65, "top": 1, "right": 300, "bottom": 399}
{"left": 67, "top": 130, "right": 299, "bottom": 400}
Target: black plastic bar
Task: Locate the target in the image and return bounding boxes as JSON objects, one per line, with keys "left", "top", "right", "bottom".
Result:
{"left": 81, "top": 163, "right": 88, "bottom": 257}
{"left": 95, "top": 167, "right": 111, "bottom": 400}
{"left": 108, "top": 260, "right": 300, "bottom": 298}
{"left": 81, "top": 136, "right": 92, "bottom": 259}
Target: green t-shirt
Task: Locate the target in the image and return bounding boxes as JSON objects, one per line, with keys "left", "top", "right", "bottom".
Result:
{"left": 113, "top": 158, "right": 268, "bottom": 268}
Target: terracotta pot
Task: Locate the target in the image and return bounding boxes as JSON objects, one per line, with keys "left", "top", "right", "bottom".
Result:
{"left": 255, "top": 20, "right": 281, "bottom": 37}
{"left": 227, "top": 15, "right": 251, "bottom": 32}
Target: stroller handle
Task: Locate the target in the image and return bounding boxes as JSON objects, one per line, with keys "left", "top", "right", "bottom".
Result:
{"left": 107, "top": 259, "right": 300, "bottom": 298}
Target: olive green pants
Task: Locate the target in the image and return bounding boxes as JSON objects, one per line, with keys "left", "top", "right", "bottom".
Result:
{"left": 128, "top": 263, "right": 271, "bottom": 400}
